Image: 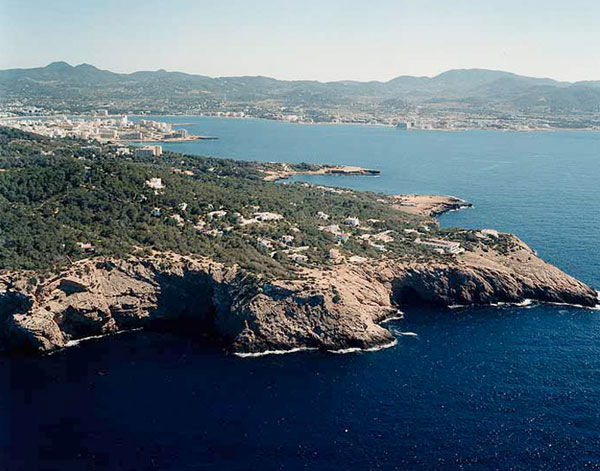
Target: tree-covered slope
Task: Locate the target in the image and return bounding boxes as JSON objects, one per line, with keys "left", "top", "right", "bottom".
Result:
{"left": 2, "top": 62, "right": 600, "bottom": 113}
{"left": 0, "top": 127, "right": 456, "bottom": 276}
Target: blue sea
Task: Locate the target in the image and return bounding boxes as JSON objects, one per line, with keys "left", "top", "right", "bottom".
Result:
{"left": 2, "top": 117, "right": 599, "bottom": 470}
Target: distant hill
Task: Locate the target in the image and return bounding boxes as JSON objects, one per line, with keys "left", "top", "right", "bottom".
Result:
{"left": 1, "top": 62, "right": 600, "bottom": 113}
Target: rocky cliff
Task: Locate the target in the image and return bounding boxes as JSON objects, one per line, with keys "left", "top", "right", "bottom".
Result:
{"left": 1, "top": 235, "right": 596, "bottom": 355}
{"left": 393, "top": 234, "right": 597, "bottom": 307}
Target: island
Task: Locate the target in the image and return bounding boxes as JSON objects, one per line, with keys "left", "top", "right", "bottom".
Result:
{"left": 0, "top": 126, "right": 597, "bottom": 355}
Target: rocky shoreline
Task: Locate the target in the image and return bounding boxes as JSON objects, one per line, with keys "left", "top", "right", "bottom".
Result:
{"left": 389, "top": 194, "right": 472, "bottom": 217}
{"left": 1, "top": 230, "right": 596, "bottom": 355}
{"left": 262, "top": 164, "right": 380, "bottom": 182}
{"left": 0, "top": 127, "right": 596, "bottom": 357}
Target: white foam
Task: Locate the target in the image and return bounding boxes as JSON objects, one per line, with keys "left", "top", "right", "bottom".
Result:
{"left": 380, "top": 316, "right": 403, "bottom": 324}
{"left": 444, "top": 206, "right": 473, "bottom": 214}
{"left": 327, "top": 339, "right": 398, "bottom": 355}
{"left": 542, "top": 290, "right": 600, "bottom": 310}
{"left": 515, "top": 299, "right": 534, "bottom": 307}
{"left": 449, "top": 295, "right": 599, "bottom": 311}
{"left": 380, "top": 311, "right": 404, "bottom": 324}
{"left": 398, "top": 332, "right": 418, "bottom": 337}
{"left": 64, "top": 327, "right": 144, "bottom": 348}
{"left": 490, "top": 299, "right": 533, "bottom": 307}
{"left": 547, "top": 301, "right": 600, "bottom": 310}
{"left": 234, "top": 347, "right": 318, "bottom": 358}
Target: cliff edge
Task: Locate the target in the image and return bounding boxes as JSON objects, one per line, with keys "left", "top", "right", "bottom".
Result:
{"left": 1, "top": 236, "right": 596, "bottom": 355}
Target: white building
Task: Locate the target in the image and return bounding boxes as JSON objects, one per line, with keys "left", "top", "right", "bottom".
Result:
{"left": 289, "top": 253, "right": 308, "bottom": 263}
{"left": 254, "top": 212, "right": 283, "bottom": 222}
{"left": 257, "top": 238, "right": 274, "bottom": 249}
{"left": 415, "top": 238, "right": 463, "bottom": 254}
{"left": 208, "top": 210, "right": 227, "bottom": 219}
{"left": 135, "top": 145, "right": 162, "bottom": 157}
{"left": 320, "top": 224, "right": 341, "bottom": 234}
{"left": 145, "top": 177, "right": 165, "bottom": 190}
{"left": 481, "top": 229, "right": 499, "bottom": 238}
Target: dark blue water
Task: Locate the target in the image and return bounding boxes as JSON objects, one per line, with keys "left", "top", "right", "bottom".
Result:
{"left": 2, "top": 117, "right": 599, "bottom": 470}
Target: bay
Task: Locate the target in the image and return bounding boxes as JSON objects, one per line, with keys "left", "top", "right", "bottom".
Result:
{"left": 2, "top": 117, "right": 599, "bottom": 470}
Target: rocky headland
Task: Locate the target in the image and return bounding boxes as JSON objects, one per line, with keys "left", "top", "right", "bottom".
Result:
{"left": 0, "top": 127, "right": 596, "bottom": 356}
{"left": 262, "top": 163, "right": 380, "bottom": 182}
{"left": 1, "top": 225, "right": 596, "bottom": 356}
{"left": 389, "top": 194, "right": 472, "bottom": 217}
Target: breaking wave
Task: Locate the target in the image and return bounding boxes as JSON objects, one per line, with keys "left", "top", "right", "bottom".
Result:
{"left": 327, "top": 339, "right": 398, "bottom": 355}
{"left": 63, "top": 328, "right": 144, "bottom": 348}
{"left": 234, "top": 347, "right": 319, "bottom": 358}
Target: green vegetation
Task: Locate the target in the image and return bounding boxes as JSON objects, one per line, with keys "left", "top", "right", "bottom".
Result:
{"left": 2, "top": 63, "right": 600, "bottom": 124}
{"left": 0, "top": 126, "right": 479, "bottom": 278}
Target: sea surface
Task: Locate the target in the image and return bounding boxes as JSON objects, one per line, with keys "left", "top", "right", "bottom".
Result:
{"left": 2, "top": 117, "right": 599, "bottom": 470}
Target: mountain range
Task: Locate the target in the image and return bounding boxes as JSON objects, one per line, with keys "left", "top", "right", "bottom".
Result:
{"left": 1, "top": 62, "right": 600, "bottom": 113}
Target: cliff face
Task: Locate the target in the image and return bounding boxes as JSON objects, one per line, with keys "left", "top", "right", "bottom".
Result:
{"left": 390, "top": 195, "right": 472, "bottom": 217}
{"left": 0, "top": 237, "right": 597, "bottom": 355}
{"left": 0, "top": 253, "right": 398, "bottom": 354}
{"left": 393, "top": 235, "right": 597, "bottom": 307}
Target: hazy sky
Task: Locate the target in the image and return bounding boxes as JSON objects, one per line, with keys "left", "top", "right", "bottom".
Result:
{"left": 2, "top": 0, "right": 599, "bottom": 82}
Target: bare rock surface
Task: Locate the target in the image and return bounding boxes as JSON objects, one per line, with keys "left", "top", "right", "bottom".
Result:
{"left": 263, "top": 164, "right": 380, "bottom": 182}
{"left": 392, "top": 234, "right": 597, "bottom": 307}
{"left": 0, "top": 236, "right": 597, "bottom": 355}
{"left": 390, "top": 194, "right": 472, "bottom": 217}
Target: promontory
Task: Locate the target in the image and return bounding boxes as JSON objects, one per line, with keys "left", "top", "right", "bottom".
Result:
{"left": 0, "top": 127, "right": 596, "bottom": 355}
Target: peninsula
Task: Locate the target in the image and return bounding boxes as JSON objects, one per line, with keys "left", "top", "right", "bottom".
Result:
{"left": 262, "top": 163, "right": 380, "bottom": 182}
{"left": 0, "top": 127, "right": 597, "bottom": 355}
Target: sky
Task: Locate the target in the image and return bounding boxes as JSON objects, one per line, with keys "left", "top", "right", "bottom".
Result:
{"left": 1, "top": 0, "right": 599, "bottom": 82}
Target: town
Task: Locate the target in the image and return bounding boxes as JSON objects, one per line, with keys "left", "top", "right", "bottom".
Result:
{"left": 2, "top": 102, "right": 600, "bottom": 132}
{"left": 198, "top": 105, "right": 600, "bottom": 131}
{"left": 0, "top": 114, "right": 216, "bottom": 142}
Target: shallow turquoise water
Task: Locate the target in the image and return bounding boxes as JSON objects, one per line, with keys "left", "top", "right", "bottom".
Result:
{"left": 2, "top": 117, "right": 599, "bottom": 470}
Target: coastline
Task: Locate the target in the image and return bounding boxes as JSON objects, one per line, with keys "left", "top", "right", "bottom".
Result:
{"left": 262, "top": 164, "right": 381, "bottom": 182}
{"left": 125, "top": 114, "right": 600, "bottom": 132}
{"left": 47, "top": 292, "right": 599, "bottom": 360}
{"left": 0, "top": 128, "right": 597, "bottom": 357}
{"left": 120, "top": 135, "right": 218, "bottom": 143}
{"left": 4, "top": 113, "right": 599, "bottom": 133}
{"left": 389, "top": 194, "right": 473, "bottom": 217}
{"left": 4, "top": 192, "right": 595, "bottom": 357}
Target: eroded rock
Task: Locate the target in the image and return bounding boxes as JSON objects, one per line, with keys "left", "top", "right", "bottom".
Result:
{"left": 0, "top": 238, "right": 596, "bottom": 355}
